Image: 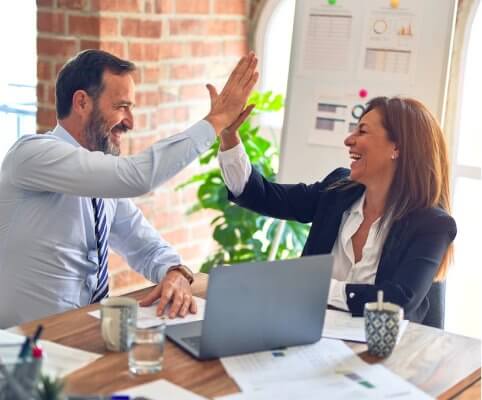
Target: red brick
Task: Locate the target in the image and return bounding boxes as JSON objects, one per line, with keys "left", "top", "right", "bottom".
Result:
{"left": 144, "top": 0, "right": 154, "bottom": 13}
{"left": 207, "top": 20, "right": 245, "bottom": 36}
{"left": 155, "top": 0, "right": 173, "bottom": 13}
{"left": 37, "top": 108, "right": 57, "bottom": 127}
{"left": 151, "top": 108, "right": 173, "bottom": 126}
{"left": 175, "top": 0, "right": 209, "bottom": 14}
{"left": 38, "top": 37, "right": 77, "bottom": 58}
{"left": 37, "top": 0, "right": 54, "bottom": 6}
{"left": 58, "top": 0, "right": 88, "bottom": 10}
{"left": 178, "top": 243, "right": 206, "bottom": 262}
{"left": 69, "top": 16, "right": 118, "bottom": 36}
{"left": 91, "top": 0, "right": 141, "bottom": 12}
{"left": 163, "top": 228, "right": 189, "bottom": 244}
{"left": 174, "top": 107, "right": 188, "bottom": 122}
{"left": 180, "top": 84, "right": 206, "bottom": 100}
{"left": 128, "top": 42, "right": 161, "bottom": 61}
{"left": 130, "top": 133, "right": 161, "bottom": 153}
{"left": 121, "top": 18, "right": 162, "bottom": 38}
{"left": 55, "top": 62, "right": 65, "bottom": 76}
{"left": 37, "top": 60, "right": 52, "bottom": 80}
{"left": 80, "top": 40, "right": 125, "bottom": 58}
{"left": 37, "top": 83, "right": 46, "bottom": 103}
{"left": 142, "top": 65, "right": 169, "bottom": 83}
{"left": 110, "top": 269, "right": 150, "bottom": 292}
{"left": 190, "top": 223, "right": 214, "bottom": 241}
{"left": 170, "top": 64, "right": 205, "bottom": 80}
{"left": 108, "top": 251, "right": 126, "bottom": 273}
{"left": 169, "top": 19, "right": 205, "bottom": 35}
{"left": 132, "top": 112, "right": 149, "bottom": 130}
{"left": 47, "top": 86, "right": 56, "bottom": 104}
{"left": 159, "top": 42, "right": 186, "bottom": 59}
{"left": 180, "top": 185, "right": 199, "bottom": 204}
{"left": 158, "top": 89, "right": 177, "bottom": 103}
{"left": 38, "top": 11, "right": 65, "bottom": 34}
{"left": 191, "top": 41, "right": 223, "bottom": 57}
{"left": 214, "top": 0, "right": 246, "bottom": 15}
{"left": 224, "top": 40, "right": 247, "bottom": 56}
{"left": 135, "top": 90, "right": 161, "bottom": 107}
{"left": 155, "top": 210, "right": 184, "bottom": 228}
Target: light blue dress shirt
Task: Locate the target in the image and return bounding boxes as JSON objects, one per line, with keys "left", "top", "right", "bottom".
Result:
{"left": 0, "top": 121, "right": 215, "bottom": 328}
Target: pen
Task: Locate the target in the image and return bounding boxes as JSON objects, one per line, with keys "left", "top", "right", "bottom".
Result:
{"left": 17, "top": 336, "right": 31, "bottom": 360}
{"left": 31, "top": 324, "right": 44, "bottom": 345}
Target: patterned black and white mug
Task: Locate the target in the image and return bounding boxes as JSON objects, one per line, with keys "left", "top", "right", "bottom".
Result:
{"left": 364, "top": 301, "right": 403, "bottom": 358}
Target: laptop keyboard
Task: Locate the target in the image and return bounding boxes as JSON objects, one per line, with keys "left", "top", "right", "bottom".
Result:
{"left": 182, "top": 335, "right": 201, "bottom": 350}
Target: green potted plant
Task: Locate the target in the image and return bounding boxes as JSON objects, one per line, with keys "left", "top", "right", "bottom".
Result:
{"left": 177, "top": 91, "right": 309, "bottom": 272}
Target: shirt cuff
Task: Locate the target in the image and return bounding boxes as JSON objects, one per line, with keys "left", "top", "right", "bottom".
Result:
{"left": 189, "top": 120, "right": 216, "bottom": 154}
{"left": 218, "top": 142, "right": 245, "bottom": 162}
{"left": 328, "top": 279, "right": 349, "bottom": 311}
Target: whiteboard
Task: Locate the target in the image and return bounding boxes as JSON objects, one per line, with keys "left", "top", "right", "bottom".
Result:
{"left": 278, "top": 0, "right": 457, "bottom": 184}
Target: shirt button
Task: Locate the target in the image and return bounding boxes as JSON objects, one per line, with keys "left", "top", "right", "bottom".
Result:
{"left": 349, "top": 292, "right": 355, "bottom": 299}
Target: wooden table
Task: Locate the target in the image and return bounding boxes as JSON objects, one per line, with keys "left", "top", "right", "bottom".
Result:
{"left": 9, "top": 274, "right": 481, "bottom": 399}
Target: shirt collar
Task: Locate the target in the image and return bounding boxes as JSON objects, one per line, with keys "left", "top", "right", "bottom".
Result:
{"left": 348, "top": 191, "right": 366, "bottom": 218}
{"left": 51, "top": 124, "right": 82, "bottom": 148}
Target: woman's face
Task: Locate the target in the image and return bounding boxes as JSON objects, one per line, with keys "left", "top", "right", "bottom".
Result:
{"left": 344, "top": 108, "right": 398, "bottom": 188}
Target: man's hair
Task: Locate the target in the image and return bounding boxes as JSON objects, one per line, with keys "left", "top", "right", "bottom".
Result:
{"left": 55, "top": 49, "right": 136, "bottom": 119}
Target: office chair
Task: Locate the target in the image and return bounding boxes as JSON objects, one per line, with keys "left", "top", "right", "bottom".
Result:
{"left": 422, "top": 281, "right": 446, "bottom": 329}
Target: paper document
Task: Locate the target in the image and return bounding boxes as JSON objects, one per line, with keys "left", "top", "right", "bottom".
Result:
{"left": 0, "top": 329, "right": 101, "bottom": 378}
{"left": 116, "top": 379, "right": 206, "bottom": 399}
{"left": 216, "top": 366, "right": 432, "bottom": 399}
{"left": 221, "top": 338, "right": 365, "bottom": 392}
{"left": 322, "top": 309, "right": 409, "bottom": 342}
{"left": 220, "top": 338, "right": 432, "bottom": 399}
{"left": 88, "top": 296, "right": 206, "bottom": 328}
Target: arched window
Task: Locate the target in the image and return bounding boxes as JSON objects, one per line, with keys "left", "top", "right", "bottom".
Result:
{"left": 253, "top": 0, "right": 295, "bottom": 131}
{"left": 445, "top": 1, "right": 481, "bottom": 339}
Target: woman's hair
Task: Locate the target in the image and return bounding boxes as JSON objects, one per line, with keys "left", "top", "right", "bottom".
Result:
{"left": 361, "top": 96, "right": 453, "bottom": 280}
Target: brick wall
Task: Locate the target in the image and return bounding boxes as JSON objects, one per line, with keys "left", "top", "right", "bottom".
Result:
{"left": 36, "top": 0, "right": 250, "bottom": 294}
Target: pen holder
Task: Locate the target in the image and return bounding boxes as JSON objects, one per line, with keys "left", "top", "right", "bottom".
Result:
{"left": 0, "top": 344, "right": 43, "bottom": 400}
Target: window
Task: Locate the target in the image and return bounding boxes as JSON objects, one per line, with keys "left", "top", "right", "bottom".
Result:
{"left": 445, "top": 2, "right": 481, "bottom": 339}
{"left": 254, "top": 0, "right": 295, "bottom": 131}
{"left": 0, "top": 1, "right": 37, "bottom": 161}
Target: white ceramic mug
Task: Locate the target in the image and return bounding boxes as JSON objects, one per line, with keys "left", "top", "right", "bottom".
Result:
{"left": 100, "top": 297, "right": 137, "bottom": 352}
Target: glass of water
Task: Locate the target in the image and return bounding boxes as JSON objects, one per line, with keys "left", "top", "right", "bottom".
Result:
{"left": 128, "top": 323, "right": 166, "bottom": 375}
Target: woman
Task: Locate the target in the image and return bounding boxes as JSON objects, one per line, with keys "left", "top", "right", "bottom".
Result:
{"left": 217, "top": 96, "right": 456, "bottom": 323}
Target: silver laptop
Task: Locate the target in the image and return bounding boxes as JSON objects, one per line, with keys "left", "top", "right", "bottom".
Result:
{"left": 166, "top": 254, "right": 334, "bottom": 360}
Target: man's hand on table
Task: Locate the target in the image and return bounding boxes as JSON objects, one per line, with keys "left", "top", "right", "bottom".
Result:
{"left": 138, "top": 266, "right": 197, "bottom": 318}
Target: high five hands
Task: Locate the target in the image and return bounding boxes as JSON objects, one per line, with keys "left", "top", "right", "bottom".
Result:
{"left": 204, "top": 52, "right": 258, "bottom": 136}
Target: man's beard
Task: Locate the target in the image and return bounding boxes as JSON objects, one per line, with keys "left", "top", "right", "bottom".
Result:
{"left": 85, "top": 107, "right": 123, "bottom": 156}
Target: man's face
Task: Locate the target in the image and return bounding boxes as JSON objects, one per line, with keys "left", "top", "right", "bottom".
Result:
{"left": 84, "top": 71, "right": 135, "bottom": 155}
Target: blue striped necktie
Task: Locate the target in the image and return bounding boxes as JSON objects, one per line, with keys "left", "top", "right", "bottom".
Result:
{"left": 91, "top": 198, "right": 109, "bottom": 303}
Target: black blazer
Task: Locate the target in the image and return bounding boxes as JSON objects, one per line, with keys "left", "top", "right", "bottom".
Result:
{"left": 227, "top": 167, "right": 457, "bottom": 323}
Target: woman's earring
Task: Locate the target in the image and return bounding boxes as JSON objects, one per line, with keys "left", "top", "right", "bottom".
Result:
{"left": 391, "top": 154, "right": 396, "bottom": 160}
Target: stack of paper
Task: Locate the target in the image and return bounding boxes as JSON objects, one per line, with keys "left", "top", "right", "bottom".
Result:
{"left": 88, "top": 296, "right": 206, "bottom": 328}
{"left": 322, "top": 309, "right": 409, "bottom": 342}
{"left": 116, "top": 379, "right": 206, "bottom": 400}
{"left": 0, "top": 329, "right": 101, "bottom": 378}
{"left": 219, "top": 338, "right": 433, "bottom": 399}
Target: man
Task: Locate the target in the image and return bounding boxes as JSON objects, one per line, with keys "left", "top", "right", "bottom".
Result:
{"left": 0, "top": 49, "right": 258, "bottom": 328}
